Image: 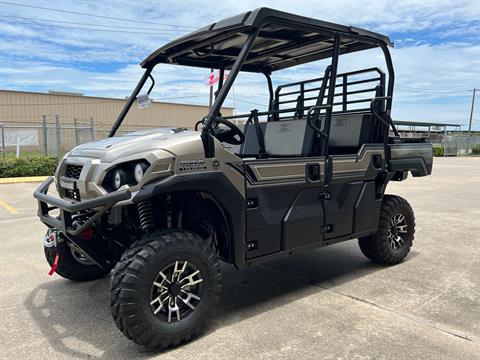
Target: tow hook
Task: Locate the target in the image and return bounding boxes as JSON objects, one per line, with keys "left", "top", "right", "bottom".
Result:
{"left": 44, "top": 228, "right": 58, "bottom": 248}
{"left": 44, "top": 229, "right": 60, "bottom": 276}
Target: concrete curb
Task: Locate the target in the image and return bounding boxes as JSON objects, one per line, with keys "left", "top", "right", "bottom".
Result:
{"left": 0, "top": 176, "right": 48, "bottom": 184}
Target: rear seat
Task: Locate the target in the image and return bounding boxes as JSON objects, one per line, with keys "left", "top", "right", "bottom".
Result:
{"left": 327, "top": 112, "right": 374, "bottom": 155}
{"left": 238, "top": 111, "right": 375, "bottom": 158}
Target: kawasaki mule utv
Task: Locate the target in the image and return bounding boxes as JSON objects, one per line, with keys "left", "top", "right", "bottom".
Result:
{"left": 34, "top": 8, "right": 432, "bottom": 349}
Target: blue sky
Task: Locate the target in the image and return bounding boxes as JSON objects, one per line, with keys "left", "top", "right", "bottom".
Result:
{"left": 0, "top": 0, "right": 479, "bottom": 129}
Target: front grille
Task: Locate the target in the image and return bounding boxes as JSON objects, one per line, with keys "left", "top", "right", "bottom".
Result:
{"left": 65, "top": 188, "right": 81, "bottom": 201}
{"left": 65, "top": 164, "right": 83, "bottom": 179}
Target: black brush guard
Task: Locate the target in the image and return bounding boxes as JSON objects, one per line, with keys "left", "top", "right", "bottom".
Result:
{"left": 34, "top": 177, "right": 131, "bottom": 269}
{"left": 34, "top": 177, "right": 131, "bottom": 235}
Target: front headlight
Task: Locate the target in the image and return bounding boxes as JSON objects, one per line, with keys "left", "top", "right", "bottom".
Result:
{"left": 113, "top": 168, "right": 127, "bottom": 190}
{"left": 103, "top": 160, "right": 150, "bottom": 191}
{"left": 134, "top": 162, "right": 148, "bottom": 182}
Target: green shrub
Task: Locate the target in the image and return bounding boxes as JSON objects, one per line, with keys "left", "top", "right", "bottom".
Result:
{"left": 432, "top": 146, "right": 444, "bottom": 157}
{"left": 0, "top": 156, "right": 58, "bottom": 178}
{"left": 472, "top": 144, "right": 480, "bottom": 155}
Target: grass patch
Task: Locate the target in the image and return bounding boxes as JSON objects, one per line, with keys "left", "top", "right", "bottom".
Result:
{"left": 432, "top": 145, "right": 444, "bottom": 157}
{"left": 472, "top": 144, "right": 480, "bottom": 155}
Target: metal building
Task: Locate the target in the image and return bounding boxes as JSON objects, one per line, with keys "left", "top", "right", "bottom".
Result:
{"left": 0, "top": 89, "right": 233, "bottom": 129}
{"left": 0, "top": 89, "right": 233, "bottom": 156}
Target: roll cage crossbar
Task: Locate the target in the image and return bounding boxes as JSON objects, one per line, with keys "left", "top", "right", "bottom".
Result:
{"left": 109, "top": 7, "right": 399, "bottom": 153}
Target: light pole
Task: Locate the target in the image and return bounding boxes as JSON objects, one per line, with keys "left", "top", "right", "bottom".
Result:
{"left": 468, "top": 88, "right": 476, "bottom": 134}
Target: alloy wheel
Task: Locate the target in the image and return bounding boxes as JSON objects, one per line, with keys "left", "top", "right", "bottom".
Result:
{"left": 149, "top": 260, "right": 203, "bottom": 323}
{"left": 388, "top": 213, "right": 408, "bottom": 250}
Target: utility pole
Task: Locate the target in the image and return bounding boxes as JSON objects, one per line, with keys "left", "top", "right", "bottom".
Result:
{"left": 468, "top": 88, "right": 476, "bottom": 134}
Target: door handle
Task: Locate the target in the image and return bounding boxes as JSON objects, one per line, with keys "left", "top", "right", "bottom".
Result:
{"left": 307, "top": 163, "right": 321, "bottom": 182}
{"left": 372, "top": 154, "right": 383, "bottom": 170}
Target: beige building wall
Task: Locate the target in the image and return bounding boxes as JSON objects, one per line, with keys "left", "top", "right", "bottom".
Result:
{"left": 0, "top": 90, "right": 233, "bottom": 154}
{"left": 0, "top": 90, "right": 233, "bottom": 129}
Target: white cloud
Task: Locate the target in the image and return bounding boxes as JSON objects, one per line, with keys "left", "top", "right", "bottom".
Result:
{"left": 0, "top": 0, "right": 478, "bottom": 128}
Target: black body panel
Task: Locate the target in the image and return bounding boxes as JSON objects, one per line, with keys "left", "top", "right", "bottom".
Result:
{"left": 324, "top": 181, "right": 363, "bottom": 239}
{"left": 389, "top": 158, "right": 430, "bottom": 177}
{"left": 322, "top": 144, "right": 385, "bottom": 239}
{"left": 353, "top": 181, "right": 382, "bottom": 233}
{"left": 133, "top": 172, "right": 246, "bottom": 267}
{"left": 245, "top": 184, "right": 299, "bottom": 258}
{"left": 282, "top": 187, "right": 325, "bottom": 249}
{"left": 388, "top": 142, "right": 433, "bottom": 176}
{"left": 243, "top": 158, "right": 326, "bottom": 259}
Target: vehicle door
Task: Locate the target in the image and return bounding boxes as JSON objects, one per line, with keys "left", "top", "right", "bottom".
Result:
{"left": 323, "top": 113, "right": 385, "bottom": 240}
{"left": 243, "top": 119, "right": 328, "bottom": 259}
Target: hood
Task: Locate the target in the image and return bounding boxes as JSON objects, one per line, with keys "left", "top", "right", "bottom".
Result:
{"left": 69, "top": 128, "right": 202, "bottom": 162}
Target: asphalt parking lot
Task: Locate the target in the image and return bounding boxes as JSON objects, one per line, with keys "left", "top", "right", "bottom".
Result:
{"left": 0, "top": 157, "right": 479, "bottom": 359}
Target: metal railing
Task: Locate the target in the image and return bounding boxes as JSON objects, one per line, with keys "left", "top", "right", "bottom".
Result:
{"left": 274, "top": 67, "right": 385, "bottom": 119}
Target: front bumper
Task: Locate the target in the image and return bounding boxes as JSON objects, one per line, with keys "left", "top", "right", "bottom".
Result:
{"left": 33, "top": 176, "right": 131, "bottom": 236}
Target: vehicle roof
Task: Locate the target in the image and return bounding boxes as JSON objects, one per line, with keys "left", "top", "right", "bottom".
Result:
{"left": 141, "top": 8, "right": 392, "bottom": 73}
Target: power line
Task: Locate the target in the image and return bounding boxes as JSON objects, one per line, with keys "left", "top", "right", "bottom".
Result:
{"left": 0, "top": 14, "right": 189, "bottom": 33}
{"left": 0, "top": 1, "right": 197, "bottom": 29}
{"left": 396, "top": 85, "right": 469, "bottom": 93}
{"left": 0, "top": 48, "right": 146, "bottom": 60}
{"left": 0, "top": 19, "right": 186, "bottom": 35}
{"left": 225, "top": 97, "right": 266, "bottom": 107}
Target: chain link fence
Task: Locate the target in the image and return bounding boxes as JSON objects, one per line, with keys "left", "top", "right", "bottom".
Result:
{"left": 1, "top": 115, "right": 479, "bottom": 158}
{"left": 0, "top": 114, "right": 98, "bottom": 158}
{"left": 0, "top": 115, "right": 186, "bottom": 158}
{"left": 442, "top": 135, "right": 480, "bottom": 156}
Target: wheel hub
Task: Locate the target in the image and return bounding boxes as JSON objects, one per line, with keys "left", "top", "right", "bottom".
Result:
{"left": 149, "top": 260, "right": 203, "bottom": 323}
{"left": 388, "top": 213, "right": 408, "bottom": 250}
{"left": 168, "top": 283, "right": 182, "bottom": 297}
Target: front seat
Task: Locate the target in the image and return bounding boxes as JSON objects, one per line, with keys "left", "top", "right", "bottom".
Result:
{"left": 264, "top": 119, "right": 315, "bottom": 157}
{"left": 238, "top": 122, "right": 267, "bottom": 157}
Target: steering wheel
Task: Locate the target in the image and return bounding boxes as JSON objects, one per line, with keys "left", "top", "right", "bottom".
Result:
{"left": 195, "top": 117, "right": 245, "bottom": 145}
{"left": 194, "top": 118, "right": 206, "bottom": 131}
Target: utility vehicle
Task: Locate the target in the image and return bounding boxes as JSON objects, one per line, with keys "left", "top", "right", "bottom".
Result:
{"left": 34, "top": 8, "right": 432, "bottom": 349}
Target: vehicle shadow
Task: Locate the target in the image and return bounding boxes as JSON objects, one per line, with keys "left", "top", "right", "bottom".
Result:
{"left": 24, "top": 241, "right": 417, "bottom": 359}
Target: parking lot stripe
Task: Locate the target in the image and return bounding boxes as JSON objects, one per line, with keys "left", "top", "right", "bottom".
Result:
{"left": 0, "top": 199, "right": 18, "bottom": 214}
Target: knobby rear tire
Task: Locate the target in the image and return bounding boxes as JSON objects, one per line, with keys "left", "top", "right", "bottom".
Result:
{"left": 358, "top": 195, "right": 415, "bottom": 265}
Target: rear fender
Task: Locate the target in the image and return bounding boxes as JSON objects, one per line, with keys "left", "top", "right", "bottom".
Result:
{"left": 388, "top": 143, "right": 433, "bottom": 177}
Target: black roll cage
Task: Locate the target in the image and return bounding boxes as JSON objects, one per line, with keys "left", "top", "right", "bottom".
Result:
{"left": 109, "top": 11, "right": 400, "bottom": 157}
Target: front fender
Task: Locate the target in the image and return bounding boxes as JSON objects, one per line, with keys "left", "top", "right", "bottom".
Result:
{"left": 133, "top": 172, "right": 247, "bottom": 268}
